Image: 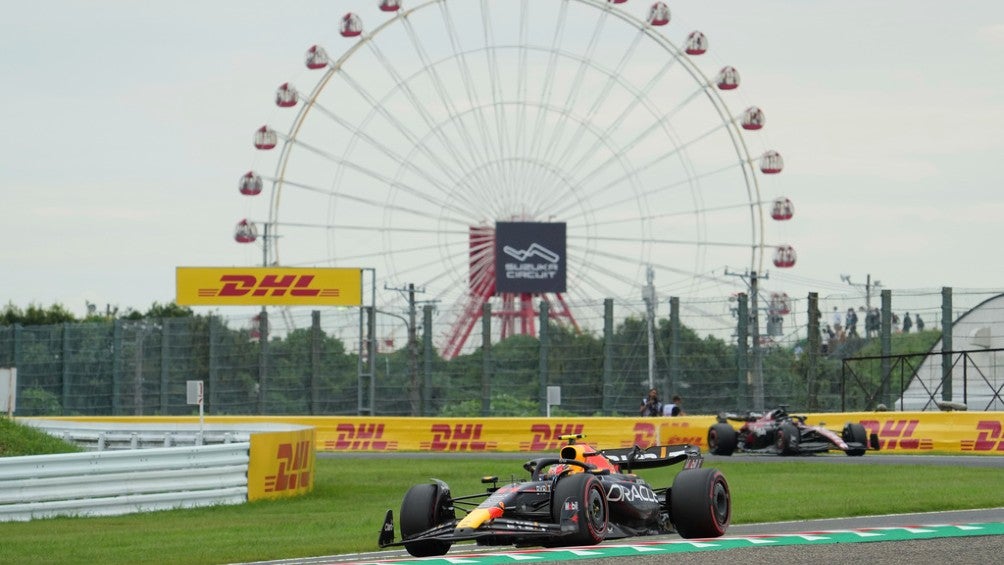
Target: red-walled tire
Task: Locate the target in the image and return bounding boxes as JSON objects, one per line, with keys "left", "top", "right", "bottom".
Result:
{"left": 670, "top": 468, "right": 731, "bottom": 538}
{"left": 550, "top": 473, "right": 608, "bottom": 546}
{"left": 708, "top": 423, "right": 738, "bottom": 455}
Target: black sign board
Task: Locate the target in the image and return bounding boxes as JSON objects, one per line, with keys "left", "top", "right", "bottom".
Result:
{"left": 495, "top": 222, "right": 567, "bottom": 293}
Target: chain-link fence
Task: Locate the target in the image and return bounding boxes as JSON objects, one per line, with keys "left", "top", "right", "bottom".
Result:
{"left": 2, "top": 287, "right": 1001, "bottom": 417}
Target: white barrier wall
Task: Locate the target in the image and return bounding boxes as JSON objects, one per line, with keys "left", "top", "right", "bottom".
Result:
{"left": 0, "top": 443, "right": 250, "bottom": 522}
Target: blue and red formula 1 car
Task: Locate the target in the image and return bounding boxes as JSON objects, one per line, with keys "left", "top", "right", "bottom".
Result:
{"left": 378, "top": 434, "right": 731, "bottom": 557}
{"left": 707, "top": 406, "right": 880, "bottom": 456}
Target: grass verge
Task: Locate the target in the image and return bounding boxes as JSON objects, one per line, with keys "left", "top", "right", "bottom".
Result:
{"left": 0, "top": 455, "right": 1002, "bottom": 565}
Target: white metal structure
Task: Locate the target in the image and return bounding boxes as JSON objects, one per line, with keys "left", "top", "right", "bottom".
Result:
{"left": 237, "top": 0, "right": 790, "bottom": 353}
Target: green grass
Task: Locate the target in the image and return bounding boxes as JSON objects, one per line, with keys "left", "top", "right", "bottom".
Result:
{"left": 1, "top": 455, "right": 1002, "bottom": 565}
{"left": 0, "top": 417, "right": 81, "bottom": 456}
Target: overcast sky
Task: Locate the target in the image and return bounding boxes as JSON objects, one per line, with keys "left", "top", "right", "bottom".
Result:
{"left": 3, "top": 0, "right": 1003, "bottom": 321}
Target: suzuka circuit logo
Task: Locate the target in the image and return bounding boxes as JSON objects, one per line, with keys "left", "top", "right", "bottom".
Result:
{"left": 501, "top": 244, "right": 560, "bottom": 281}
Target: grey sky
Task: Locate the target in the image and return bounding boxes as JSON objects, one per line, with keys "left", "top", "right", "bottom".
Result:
{"left": 3, "top": 0, "right": 1002, "bottom": 322}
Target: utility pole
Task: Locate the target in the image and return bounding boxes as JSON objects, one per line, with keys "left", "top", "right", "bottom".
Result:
{"left": 642, "top": 266, "right": 657, "bottom": 391}
{"left": 840, "top": 273, "right": 881, "bottom": 310}
{"left": 727, "top": 269, "right": 767, "bottom": 411}
{"left": 385, "top": 283, "right": 429, "bottom": 416}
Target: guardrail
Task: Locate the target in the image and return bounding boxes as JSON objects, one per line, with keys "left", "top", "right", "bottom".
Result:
{"left": 22, "top": 419, "right": 252, "bottom": 451}
{"left": 0, "top": 443, "right": 250, "bottom": 522}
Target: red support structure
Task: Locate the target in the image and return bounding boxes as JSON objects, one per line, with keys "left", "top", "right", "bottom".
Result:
{"left": 441, "top": 226, "right": 580, "bottom": 359}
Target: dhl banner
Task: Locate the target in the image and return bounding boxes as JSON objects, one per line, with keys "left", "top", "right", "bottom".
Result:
{"left": 34, "top": 413, "right": 1004, "bottom": 455}
{"left": 248, "top": 426, "right": 316, "bottom": 501}
{"left": 175, "top": 267, "right": 361, "bottom": 306}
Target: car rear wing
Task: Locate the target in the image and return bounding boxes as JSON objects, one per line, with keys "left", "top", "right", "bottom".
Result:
{"left": 600, "top": 444, "right": 702, "bottom": 471}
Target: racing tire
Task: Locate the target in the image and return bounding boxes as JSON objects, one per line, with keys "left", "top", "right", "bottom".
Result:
{"left": 842, "top": 423, "right": 868, "bottom": 456}
{"left": 707, "top": 423, "right": 738, "bottom": 456}
{"left": 670, "top": 467, "right": 731, "bottom": 538}
{"left": 549, "top": 472, "right": 608, "bottom": 547}
{"left": 775, "top": 422, "right": 800, "bottom": 455}
{"left": 400, "top": 483, "right": 454, "bottom": 557}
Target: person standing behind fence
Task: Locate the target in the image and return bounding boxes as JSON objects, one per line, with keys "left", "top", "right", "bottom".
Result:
{"left": 639, "top": 388, "right": 663, "bottom": 417}
{"left": 903, "top": 312, "right": 913, "bottom": 333}
{"left": 663, "top": 395, "right": 685, "bottom": 416}
{"left": 916, "top": 314, "right": 925, "bottom": 332}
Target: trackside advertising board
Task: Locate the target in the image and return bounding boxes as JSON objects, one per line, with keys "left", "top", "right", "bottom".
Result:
{"left": 248, "top": 426, "right": 316, "bottom": 501}
{"left": 35, "top": 413, "right": 1004, "bottom": 455}
{"left": 175, "top": 267, "right": 362, "bottom": 306}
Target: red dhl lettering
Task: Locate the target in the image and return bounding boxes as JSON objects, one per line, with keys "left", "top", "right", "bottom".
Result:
{"left": 860, "top": 419, "right": 933, "bottom": 450}
{"left": 625, "top": 422, "right": 701, "bottom": 448}
{"left": 324, "top": 423, "right": 398, "bottom": 451}
{"left": 264, "top": 440, "right": 312, "bottom": 493}
{"left": 202, "top": 274, "right": 341, "bottom": 298}
{"left": 519, "top": 423, "right": 585, "bottom": 451}
{"left": 420, "top": 423, "right": 498, "bottom": 452}
{"left": 961, "top": 420, "right": 1004, "bottom": 452}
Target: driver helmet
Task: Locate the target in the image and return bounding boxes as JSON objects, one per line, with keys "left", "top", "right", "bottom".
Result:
{"left": 547, "top": 463, "right": 582, "bottom": 477}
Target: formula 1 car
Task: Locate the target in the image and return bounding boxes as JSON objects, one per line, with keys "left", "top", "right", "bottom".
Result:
{"left": 707, "top": 406, "right": 879, "bottom": 456}
{"left": 378, "top": 434, "right": 731, "bottom": 557}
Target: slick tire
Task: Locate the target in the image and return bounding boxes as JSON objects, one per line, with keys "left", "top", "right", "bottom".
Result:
{"left": 550, "top": 473, "right": 608, "bottom": 547}
{"left": 670, "top": 467, "right": 731, "bottom": 538}
{"left": 400, "top": 483, "right": 454, "bottom": 557}
{"left": 707, "top": 423, "right": 738, "bottom": 456}
{"left": 843, "top": 422, "right": 868, "bottom": 456}
{"left": 775, "top": 422, "right": 800, "bottom": 455}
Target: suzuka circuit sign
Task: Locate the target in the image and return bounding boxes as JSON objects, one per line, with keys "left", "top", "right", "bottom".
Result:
{"left": 495, "top": 222, "right": 566, "bottom": 293}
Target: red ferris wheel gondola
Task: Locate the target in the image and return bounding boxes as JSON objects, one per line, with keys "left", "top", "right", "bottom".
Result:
{"left": 685, "top": 31, "right": 708, "bottom": 55}
{"left": 769, "top": 292, "right": 791, "bottom": 315}
{"left": 340, "top": 13, "right": 363, "bottom": 37}
{"left": 275, "top": 83, "right": 298, "bottom": 108}
{"left": 379, "top": 0, "right": 401, "bottom": 12}
{"left": 647, "top": 2, "right": 670, "bottom": 26}
{"left": 253, "top": 126, "right": 277, "bottom": 150}
{"left": 305, "top": 45, "right": 329, "bottom": 70}
{"left": 234, "top": 219, "right": 258, "bottom": 244}
{"left": 759, "top": 150, "right": 784, "bottom": 174}
{"left": 239, "top": 171, "right": 263, "bottom": 196}
{"left": 771, "top": 197, "right": 794, "bottom": 221}
{"left": 716, "top": 66, "right": 740, "bottom": 90}
{"left": 773, "top": 245, "right": 797, "bottom": 268}
{"left": 741, "top": 106, "right": 765, "bottom": 130}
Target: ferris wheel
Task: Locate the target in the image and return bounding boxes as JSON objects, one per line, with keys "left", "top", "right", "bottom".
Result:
{"left": 235, "top": 0, "right": 795, "bottom": 358}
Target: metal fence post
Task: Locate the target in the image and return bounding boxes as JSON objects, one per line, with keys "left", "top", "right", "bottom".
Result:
{"left": 942, "top": 286, "right": 953, "bottom": 401}
{"left": 602, "top": 299, "right": 613, "bottom": 415}
{"left": 807, "top": 292, "right": 819, "bottom": 410}
{"left": 880, "top": 290, "right": 892, "bottom": 408}
{"left": 669, "top": 296, "right": 680, "bottom": 396}
{"left": 736, "top": 293, "right": 749, "bottom": 410}
{"left": 481, "top": 302, "right": 492, "bottom": 416}
{"left": 538, "top": 301, "right": 549, "bottom": 416}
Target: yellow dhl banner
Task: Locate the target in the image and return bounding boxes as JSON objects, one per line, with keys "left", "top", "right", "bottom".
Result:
{"left": 45, "top": 413, "right": 1004, "bottom": 456}
{"left": 176, "top": 267, "right": 361, "bottom": 306}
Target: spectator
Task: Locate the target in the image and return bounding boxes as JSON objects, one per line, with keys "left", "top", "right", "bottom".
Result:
{"left": 831, "top": 307, "right": 843, "bottom": 335}
{"left": 865, "top": 308, "right": 880, "bottom": 338}
{"left": 916, "top": 314, "right": 925, "bottom": 332}
{"left": 639, "top": 388, "right": 663, "bottom": 417}
{"left": 903, "top": 312, "right": 913, "bottom": 333}
{"left": 663, "top": 395, "right": 685, "bottom": 417}
{"left": 846, "top": 307, "right": 859, "bottom": 338}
